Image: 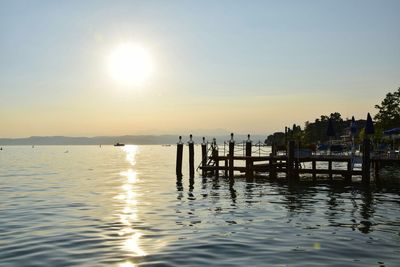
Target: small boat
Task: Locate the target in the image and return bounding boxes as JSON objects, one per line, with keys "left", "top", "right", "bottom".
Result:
{"left": 114, "top": 143, "right": 125, "bottom": 147}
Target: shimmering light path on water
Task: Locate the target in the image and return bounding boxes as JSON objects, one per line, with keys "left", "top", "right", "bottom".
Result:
{"left": 0, "top": 145, "right": 399, "bottom": 266}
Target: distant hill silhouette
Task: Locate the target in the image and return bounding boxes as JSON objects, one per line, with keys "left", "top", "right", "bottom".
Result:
{"left": 0, "top": 134, "right": 268, "bottom": 145}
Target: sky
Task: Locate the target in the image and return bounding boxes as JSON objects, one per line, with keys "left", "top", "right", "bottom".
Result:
{"left": 0, "top": 0, "right": 399, "bottom": 138}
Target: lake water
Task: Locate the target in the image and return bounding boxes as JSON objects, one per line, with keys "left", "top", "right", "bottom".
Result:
{"left": 1, "top": 145, "right": 400, "bottom": 266}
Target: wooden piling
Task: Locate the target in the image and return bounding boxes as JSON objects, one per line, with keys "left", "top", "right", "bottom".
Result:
{"left": 245, "top": 134, "right": 253, "bottom": 179}
{"left": 346, "top": 159, "right": 352, "bottom": 183}
{"left": 212, "top": 138, "right": 219, "bottom": 178}
{"left": 213, "top": 148, "right": 219, "bottom": 178}
{"left": 176, "top": 136, "right": 183, "bottom": 178}
{"left": 201, "top": 137, "right": 207, "bottom": 177}
{"left": 188, "top": 134, "right": 195, "bottom": 179}
{"left": 312, "top": 159, "right": 316, "bottom": 182}
{"left": 328, "top": 160, "right": 333, "bottom": 180}
{"left": 269, "top": 143, "right": 277, "bottom": 179}
{"left": 229, "top": 133, "right": 235, "bottom": 181}
{"left": 271, "top": 143, "right": 277, "bottom": 157}
{"left": 287, "top": 140, "right": 296, "bottom": 182}
{"left": 224, "top": 159, "right": 228, "bottom": 177}
{"left": 362, "top": 138, "right": 371, "bottom": 185}
{"left": 284, "top": 127, "right": 288, "bottom": 145}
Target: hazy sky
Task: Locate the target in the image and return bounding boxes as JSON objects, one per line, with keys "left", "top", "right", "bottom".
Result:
{"left": 0, "top": 0, "right": 399, "bottom": 137}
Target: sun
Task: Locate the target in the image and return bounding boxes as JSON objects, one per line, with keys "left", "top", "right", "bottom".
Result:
{"left": 107, "top": 43, "right": 154, "bottom": 86}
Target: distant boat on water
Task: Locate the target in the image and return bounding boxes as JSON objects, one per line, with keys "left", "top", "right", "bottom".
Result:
{"left": 114, "top": 143, "right": 125, "bottom": 147}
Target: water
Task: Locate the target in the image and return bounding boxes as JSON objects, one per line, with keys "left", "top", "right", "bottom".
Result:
{"left": 1, "top": 145, "right": 400, "bottom": 267}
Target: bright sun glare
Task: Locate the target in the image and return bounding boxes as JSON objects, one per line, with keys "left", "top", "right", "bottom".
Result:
{"left": 107, "top": 43, "right": 154, "bottom": 86}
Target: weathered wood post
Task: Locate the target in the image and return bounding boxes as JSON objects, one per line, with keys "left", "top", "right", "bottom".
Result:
{"left": 229, "top": 133, "right": 235, "bottom": 182}
{"left": 211, "top": 138, "right": 219, "bottom": 178}
{"left": 346, "top": 159, "right": 352, "bottom": 183}
{"left": 271, "top": 143, "right": 277, "bottom": 157}
{"left": 362, "top": 138, "right": 371, "bottom": 185}
{"left": 312, "top": 159, "right": 316, "bottom": 182}
{"left": 245, "top": 134, "right": 253, "bottom": 180}
{"left": 188, "top": 134, "right": 195, "bottom": 179}
{"left": 269, "top": 143, "right": 277, "bottom": 179}
{"left": 224, "top": 158, "right": 228, "bottom": 177}
{"left": 201, "top": 137, "right": 207, "bottom": 177}
{"left": 176, "top": 136, "right": 183, "bottom": 178}
{"left": 284, "top": 126, "right": 288, "bottom": 145}
{"left": 363, "top": 113, "right": 374, "bottom": 185}
{"left": 287, "top": 140, "right": 296, "bottom": 182}
{"left": 328, "top": 160, "right": 333, "bottom": 180}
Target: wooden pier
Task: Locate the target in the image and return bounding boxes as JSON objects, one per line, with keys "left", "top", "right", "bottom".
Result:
{"left": 176, "top": 133, "right": 400, "bottom": 186}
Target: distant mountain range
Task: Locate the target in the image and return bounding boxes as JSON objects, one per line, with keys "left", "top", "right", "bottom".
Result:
{"left": 0, "top": 134, "right": 269, "bottom": 145}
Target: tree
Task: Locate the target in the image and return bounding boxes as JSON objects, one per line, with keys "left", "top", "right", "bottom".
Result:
{"left": 329, "top": 112, "right": 343, "bottom": 122}
{"left": 374, "top": 87, "right": 400, "bottom": 130}
{"left": 265, "top": 132, "right": 285, "bottom": 146}
{"left": 302, "top": 112, "right": 346, "bottom": 144}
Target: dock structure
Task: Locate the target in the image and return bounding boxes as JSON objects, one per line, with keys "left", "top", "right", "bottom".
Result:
{"left": 178, "top": 133, "right": 400, "bottom": 185}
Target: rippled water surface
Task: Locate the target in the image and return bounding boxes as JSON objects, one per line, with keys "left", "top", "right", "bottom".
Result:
{"left": 1, "top": 145, "right": 400, "bottom": 266}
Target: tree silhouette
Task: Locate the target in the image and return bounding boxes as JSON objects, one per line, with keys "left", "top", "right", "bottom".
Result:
{"left": 374, "top": 87, "right": 400, "bottom": 130}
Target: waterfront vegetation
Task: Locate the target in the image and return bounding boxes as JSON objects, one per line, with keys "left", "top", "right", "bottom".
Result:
{"left": 266, "top": 87, "right": 400, "bottom": 148}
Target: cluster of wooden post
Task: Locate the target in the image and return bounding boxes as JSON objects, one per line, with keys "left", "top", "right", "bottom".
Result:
{"left": 176, "top": 134, "right": 376, "bottom": 185}
{"left": 176, "top": 134, "right": 214, "bottom": 179}
{"left": 175, "top": 135, "right": 195, "bottom": 179}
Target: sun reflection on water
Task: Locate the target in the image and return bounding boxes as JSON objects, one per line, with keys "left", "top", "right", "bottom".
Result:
{"left": 124, "top": 232, "right": 146, "bottom": 256}
{"left": 123, "top": 145, "right": 138, "bottom": 166}
{"left": 116, "top": 145, "right": 147, "bottom": 258}
{"left": 119, "top": 261, "right": 136, "bottom": 267}
{"left": 120, "top": 169, "right": 138, "bottom": 183}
